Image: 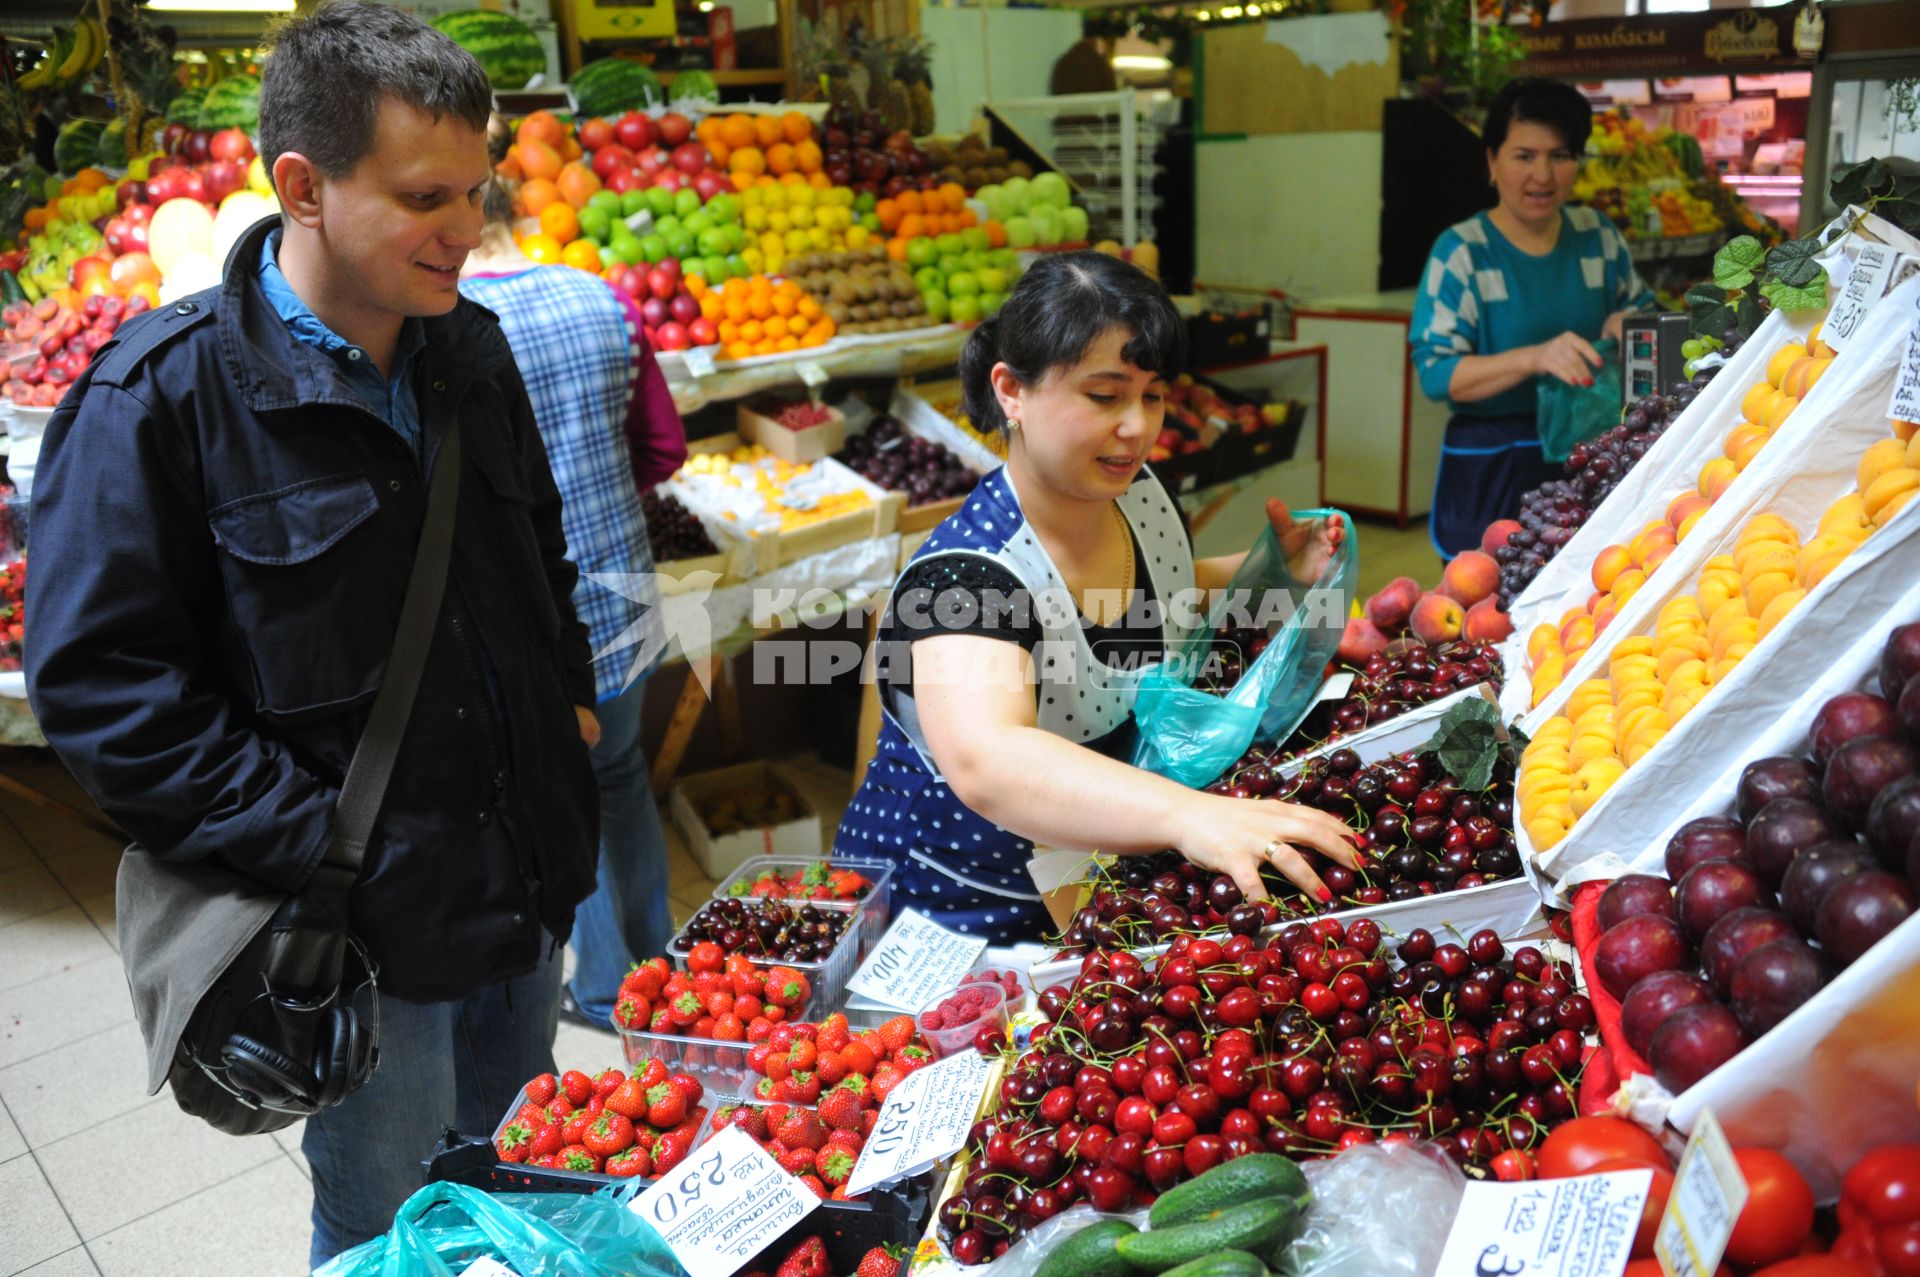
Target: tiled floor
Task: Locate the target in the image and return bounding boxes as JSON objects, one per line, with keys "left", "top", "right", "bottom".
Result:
{"left": 0, "top": 750, "right": 857, "bottom": 1277}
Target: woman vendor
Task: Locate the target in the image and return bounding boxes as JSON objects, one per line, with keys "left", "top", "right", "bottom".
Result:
{"left": 1410, "top": 77, "right": 1655, "bottom": 558}
{"left": 834, "top": 253, "right": 1361, "bottom": 943}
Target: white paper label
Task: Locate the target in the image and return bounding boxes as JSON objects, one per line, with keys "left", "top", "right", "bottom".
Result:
{"left": 1655, "top": 1111, "right": 1748, "bottom": 1277}
{"left": 684, "top": 346, "right": 717, "bottom": 379}
{"left": 1434, "top": 1172, "right": 1652, "bottom": 1277}
{"left": 844, "top": 1050, "right": 994, "bottom": 1196}
{"left": 458, "top": 1261, "right": 519, "bottom": 1277}
{"left": 630, "top": 1125, "right": 820, "bottom": 1277}
{"left": 1825, "top": 243, "right": 1899, "bottom": 351}
{"left": 796, "top": 360, "right": 829, "bottom": 389}
{"left": 844, "top": 908, "right": 989, "bottom": 1011}
{"left": 1892, "top": 287, "right": 1920, "bottom": 427}
{"left": 1315, "top": 671, "right": 1356, "bottom": 704}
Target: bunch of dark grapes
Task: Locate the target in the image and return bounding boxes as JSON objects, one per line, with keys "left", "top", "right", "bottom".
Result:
{"left": 836, "top": 416, "right": 978, "bottom": 506}
{"left": 642, "top": 489, "right": 720, "bottom": 561}
{"left": 1494, "top": 339, "right": 1741, "bottom": 610}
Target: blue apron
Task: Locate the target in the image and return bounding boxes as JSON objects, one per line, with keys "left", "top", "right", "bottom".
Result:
{"left": 1430, "top": 412, "right": 1562, "bottom": 560}
{"left": 833, "top": 466, "right": 1194, "bottom": 944}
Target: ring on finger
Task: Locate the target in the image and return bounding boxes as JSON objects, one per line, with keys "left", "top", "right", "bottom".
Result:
{"left": 1263, "top": 838, "right": 1287, "bottom": 862}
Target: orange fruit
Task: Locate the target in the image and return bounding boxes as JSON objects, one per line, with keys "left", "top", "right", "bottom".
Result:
{"left": 766, "top": 143, "right": 795, "bottom": 176}
{"left": 519, "top": 177, "right": 561, "bottom": 216}
{"left": 794, "top": 140, "right": 822, "bottom": 173}
{"left": 875, "top": 199, "right": 901, "bottom": 232}
{"left": 562, "top": 239, "right": 602, "bottom": 272}
{"left": 740, "top": 319, "right": 766, "bottom": 344}
{"left": 720, "top": 114, "right": 755, "bottom": 150}
{"left": 808, "top": 171, "right": 831, "bottom": 190}
{"left": 753, "top": 114, "right": 782, "bottom": 147}
{"left": 725, "top": 341, "right": 753, "bottom": 361}
{"left": 777, "top": 335, "right": 800, "bottom": 353}
{"left": 539, "top": 201, "right": 580, "bottom": 243}
{"left": 555, "top": 162, "right": 601, "bottom": 209}
{"left": 886, "top": 238, "right": 909, "bottom": 262}
{"left": 520, "top": 233, "right": 564, "bottom": 264}
{"left": 797, "top": 297, "right": 822, "bottom": 320}
{"left": 708, "top": 140, "right": 731, "bottom": 168}
{"left": 515, "top": 139, "right": 562, "bottom": 182}
{"left": 516, "top": 110, "right": 565, "bottom": 150}
{"left": 938, "top": 182, "right": 966, "bottom": 211}
{"left": 787, "top": 314, "right": 810, "bottom": 338}
{"left": 781, "top": 110, "right": 812, "bottom": 144}
{"left": 984, "top": 220, "right": 1008, "bottom": 247}
{"left": 897, "top": 190, "right": 924, "bottom": 215}
{"left": 717, "top": 321, "right": 741, "bottom": 345}
{"left": 730, "top": 147, "right": 765, "bottom": 176}
{"left": 898, "top": 213, "right": 927, "bottom": 240}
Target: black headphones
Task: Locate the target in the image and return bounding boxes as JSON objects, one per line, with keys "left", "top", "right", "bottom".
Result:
{"left": 208, "top": 939, "right": 381, "bottom": 1117}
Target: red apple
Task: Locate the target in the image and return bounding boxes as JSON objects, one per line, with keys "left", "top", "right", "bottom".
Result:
{"left": 688, "top": 316, "right": 718, "bottom": 347}
{"left": 123, "top": 203, "right": 153, "bottom": 226}
{"left": 614, "top": 111, "right": 656, "bottom": 151}
{"left": 161, "top": 122, "right": 191, "bottom": 156}
{"left": 145, "top": 171, "right": 183, "bottom": 204}
{"left": 186, "top": 130, "right": 213, "bottom": 164}
{"left": 656, "top": 113, "right": 692, "bottom": 146}
{"left": 692, "top": 170, "right": 730, "bottom": 202}
{"left": 639, "top": 296, "right": 669, "bottom": 328}
{"left": 589, "top": 143, "right": 634, "bottom": 181}
{"left": 656, "top": 258, "right": 683, "bottom": 282}
{"left": 209, "top": 127, "right": 255, "bottom": 163}
{"left": 670, "top": 142, "right": 710, "bottom": 176}
{"left": 178, "top": 172, "right": 208, "bottom": 204}
{"left": 646, "top": 266, "right": 676, "bottom": 302}
{"left": 655, "top": 321, "right": 689, "bottom": 351}
{"left": 668, "top": 292, "right": 700, "bottom": 325}
{"left": 116, "top": 179, "right": 147, "bottom": 209}
{"left": 578, "top": 118, "right": 615, "bottom": 152}
{"left": 202, "top": 159, "right": 247, "bottom": 204}
{"left": 651, "top": 171, "right": 684, "bottom": 192}
{"left": 606, "top": 168, "right": 640, "bottom": 194}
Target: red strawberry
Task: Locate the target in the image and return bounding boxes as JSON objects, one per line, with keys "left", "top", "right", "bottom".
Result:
{"left": 583, "top": 1111, "right": 635, "bottom": 1158}
{"left": 753, "top": 1077, "right": 778, "bottom": 1102}
{"left": 648, "top": 1008, "right": 675, "bottom": 1034}
{"left": 817, "top": 1052, "right": 848, "bottom": 1086}
{"left": 748, "top": 1042, "right": 774, "bottom": 1075}
{"left": 894, "top": 1044, "right": 932, "bottom": 1074}
{"left": 528, "top": 1122, "right": 565, "bottom": 1159}
{"left": 733, "top": 994, "right": 763, "bottom": 1021}
{"left": 767, "top": 1050, "right": 793, "bottom": 1084}
{"left": 605, "top": 1145, "right": 651, "bottom": 1177}
{"left": 770, "top": 1023, "right": 798, "bottom": 1052}
{"left": 693, "top": 1015, "right": 717, "bottom": 1039}
{"left": 494, "top": 1122, "right": 530, "bottom": 1163}
{"left": 764, "top": 1102, "right": 793, "bottom": 1131}
{"left": 834, "top": 1074, "right": 874, "bottom": 1110}
{"left": 860, "top": 1108, "right": 879, "bottom": 1138}
{"left": 524, "top": 1073, "right": 558, "bottom": 1107}
{"left": 654, "top": 1126, "right": 695, "bottom": 1174}
{"left": 825, "top": 1129, "right": 863, "bottom": 1157}
{"left": 815, "top": 1145, "right": 856, "bottom": 1187}
{"left": 688, "top": 940, "right": 725, "bottom": 974}
{"left": 557, "top": 1144, "right": 599, "bottom": 1173}
{"left": 816, "top": 1013, "right": 851, "bottom": 1054}
{"left": 669, "top": 991, "right": 703, "bottom": 1027}
{"left": 876, "top": 1016, "right": 915, "bottom": 1054}
{"left": 776, "top": 1070, "right": 821, "bottom": 1104}
{"left": 855, "top": 1245, "right": 904, "bottom": 1277}
{"left": 871, "top": 1062, "right": 904, "bottom": 1104}
{"left": 765, "top": 968, "right": 810, "bottom": 1011}
{"left": 704, "top": 989, "right": 733, "bottom": 1018}
{"left": 515, "top": 1101, "right": 553, "bottom": 1129}
{"left": 594, "top": 1068, "right": 625, "bottom": 1098}
{"left": 714, "top": 1013, "right": 747, "bottom": 1042}
{"left": 668, "top": 1072, "right": 704, "bottom": 1104}
{"left": 562, "top": 1107, "right": 596, "bottom": 1145}
{"left": 692, "top": 971, "right": 727, "bottom": 999}
{"left": 773, "top": 1235, "right": 831, "bottom": 1277}
{"left": 775, "top": 1108, "right": 827, "bottom": 1152}
{"left": 796, "top": 1173, "right": 829, "bottom": 1200}
{"left": 637, "top": 1059, "right": 669, "bottom": 1089}
{"left": 560, "top": 1070, "right": 594, "bottom": 1106}
{"left": 786, "top": 1038, "right": 818, "bottom": 1071}
{"left": 747, "top": 1018, "right": 777, "bottom": 1044}
{"left": 776, "top": 1144, "right": 817, "bottom": 1175}
{"left": 613, "top": 995, "right": 648, "bottom": 1029}
{"left": 607, "top": 1076, "right": 649, "bottom": 1120}
{"left": 646, "top": 1082, "right": 688, "bottom": 1129}
{"left": 818, "top": 1086, "right": 864, "bottom": 1132}
{"left": 628, "top": 957, "right": 670, "bottom": 1000}
{"left": 840, "top": 1040, "right": 878, "bottom": 1076}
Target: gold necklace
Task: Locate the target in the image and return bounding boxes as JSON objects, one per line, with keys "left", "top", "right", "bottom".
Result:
{"left": 1112, "top": 502, "right": 1135, "bottom": 599}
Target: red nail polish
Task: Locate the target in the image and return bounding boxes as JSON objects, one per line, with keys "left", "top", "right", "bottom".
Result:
{"left": 1316, "top": 886, "right": 1334, "bottom": 903}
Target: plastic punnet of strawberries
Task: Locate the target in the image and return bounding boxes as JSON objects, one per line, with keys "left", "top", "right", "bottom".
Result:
{"left": 730, "top": 861, "right": 873, "bottom": 903}
{"left": 941, "top": 920, "right": 1591, "bottom": 1264}
{"left": 703, "top": 1012, "right": 935, "bottom": 1201}
{"left": 493, "top": 1057, "right": 707, "bottom": 1178}
{"left": 613, "top": 953, "right": 812, "bottom": 1041}
{"left": 743, "top": 1236, "right": 904, "bottom": 1277}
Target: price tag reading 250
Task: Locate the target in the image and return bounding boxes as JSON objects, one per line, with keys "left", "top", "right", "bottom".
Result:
{"left": 632, "top": 1125, "right": 821, "bottom": 1276}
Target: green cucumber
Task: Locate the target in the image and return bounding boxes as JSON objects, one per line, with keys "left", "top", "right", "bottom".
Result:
{"left": 1148, "top": 1154, "right": 1311, "bottom": 1230}
{"left": 1158, "top": 1251, "right": 1269, "bottom": 1277}
{"left": 1034, "top": 1219, "right": 1139, "bottom": 1277}
{"left": 1117, "top": 1199, "right": 1296, "bottom": 1274}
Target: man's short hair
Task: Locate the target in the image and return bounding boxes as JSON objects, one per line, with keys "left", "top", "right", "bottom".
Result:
{"left": 259, "top": 0, "right": 493, "bottom": 184}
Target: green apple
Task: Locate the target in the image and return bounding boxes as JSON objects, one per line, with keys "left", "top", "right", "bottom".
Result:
{"left": 684, "top": 211, "right": 715, "bottom": 238}
{"left": 854, "top": 191, "right": 877, "bottom": 213}
{"left": 603, "top": 235, "right": 642, "bottom": 266}
{"left": 1060, "top": 206, "right": 1090, "bottom": 243}
{"left": 922, "top": 289, "right": 950, "bottom": 321}
{"left": 914, "top": 266, "right": 944, "bottom": 293}
{"left": 937, "top": 254, "right": 964, "bottom": 276}
{"left": 666, "top": 231, "right": 697, "bottom": 260}
{"left": 948, "top": 271, "right": 979, "bottom": 297}
{"left": 697, "top": 227, "right": 729, "bottom": 256}
{"left": 1004, "top": 217, "right": 1036, "bottom": 250}
{"left": 656, "top": 214, "right": 681, "bottom": 237}
{"left": 935, "top": 232, "right": 965, "bottom": 257}
{"left": 674, "top": 187, "right": 701, "bottom": 218}
{"left": 1030, "top": 171, "right": 1070, "bottom": 209}
{"left": 950, "top": 293, "right": 983, "bottom": 324}
{"left": 645, "top": 187, "right": 676, "bottom": 218}
{"left": 621, "top": 189, "right": 648, "bottom": 218}
{"left": 725, "top": 253, "right": 748, "bottom": 278}
{"left": 640, "top": 233, "right": 668, "bottom": 263}
{"left": 962, "top": 227, "right": 990, "bottom": 253}
{"left": 961, "top": 250, "right": 985, "bottom": 272}
{"left": 1002, "top": 176, "right": 1031, "bottom": 211}
{"left": 578, "top": 205, "right": 612, "bottom": 243}
{"left": 860, "top": 212, "right": 881, "bottom": 233}
{"left": 707, "top": 193, "right": 740, "bottom": 224}
{"left": 980, "top": 291, "right": 1007, "bottom": 316}
{"left": 906, "top": 238, "right": 937, "bottom": 269}
{"left": 701, "top": 255, "right": 729, "bottom": 283}
{"left": 588, "top": 189, "right": 623, "bottom": 215}
{"left": 977, "top": 267, "right": 1007, "bottom": 294}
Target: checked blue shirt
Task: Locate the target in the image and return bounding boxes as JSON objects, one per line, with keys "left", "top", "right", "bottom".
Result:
{"left": 461, "top": 266, "right": 663, "bottom": 703}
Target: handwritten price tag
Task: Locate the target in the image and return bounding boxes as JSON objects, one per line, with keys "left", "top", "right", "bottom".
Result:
{"left": 844, "top": 909, "right": 988, "bottom": 1012}
{"left": 1434, "top": 1172, "right": 1652, "bottom": 1277}
{"left": 845, "top": 1050, "right": 994, "bottom": 1196}
{"left": 1825, "top": 243, "right": 1901, "bottom": 352}
{"left": 1655, "top": 1111, "right": 1748, "bottom": 1277}
{"left": 684, "top": 345, "right": 718, "bottom": 380}
{"left": 796, "top": 360, "right": 829, "bottom": 390}
{"left": 1890, "top": 283, "right": 1920, "bottom": 428}
{"left": 631, "top": 1126, "right": 820, "bottom": 1277}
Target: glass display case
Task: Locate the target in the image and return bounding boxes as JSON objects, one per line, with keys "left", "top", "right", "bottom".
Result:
{"left": 1804, "top": 56, "right": 1920, "bottom": 229}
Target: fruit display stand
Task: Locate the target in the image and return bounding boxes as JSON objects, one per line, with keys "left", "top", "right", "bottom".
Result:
{"left": 661, "top": 325, "right": 969, "bottom": 416}
{"left": 670, "top": 432, "right": 901, "bottom": 574}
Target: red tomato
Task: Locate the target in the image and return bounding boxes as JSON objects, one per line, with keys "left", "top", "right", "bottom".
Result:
{"left": 1883, "top": 1223, "right": 1920, "bottom": 1277}
{"left": 1846, "top": 1146, "right": 1920, "bottom": 1229}
{"left": 1537, "top": 1117, "right": 1673, "bottom": 1179}
{"left": 1748, "top": 1260, "right": 1872, "bottom": 1277}
{"left": 1727, "top": 1148, "right": 1816, "bottom": 1268}
{"left": 1589, "top": 1156, "right": 1672, "bottom": 1259}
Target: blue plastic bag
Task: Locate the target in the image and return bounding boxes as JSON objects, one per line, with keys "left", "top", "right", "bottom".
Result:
{"left": 1130, "top": 510, "right": 1356, "bottom": 788}
{"left": 314, "top": 1182, "right": 684, "bottom": 1277}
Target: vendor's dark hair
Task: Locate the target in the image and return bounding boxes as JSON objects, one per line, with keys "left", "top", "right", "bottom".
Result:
{"left": 960, "top": 252, "right": 1185, "bottom": 436}
{"left": 260, "top": 0, "right": 493, "bottom": 183}
{"left": 1484, "top": 78, "right": 1592, "bottom": 156}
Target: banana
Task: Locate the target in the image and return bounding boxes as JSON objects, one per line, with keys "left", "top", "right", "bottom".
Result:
{"left": 54, "top": 19, "right": 99, "bottom": 88}
{"left": 18, "top": 27, "right": 72, "bottom": 92}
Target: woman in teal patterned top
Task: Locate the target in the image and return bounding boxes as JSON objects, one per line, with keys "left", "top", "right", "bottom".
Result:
{"left": 1411, "top": 78, "right": 1655, "bottom": 558}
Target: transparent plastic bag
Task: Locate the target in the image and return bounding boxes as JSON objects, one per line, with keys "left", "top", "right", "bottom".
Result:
{"left": 313, "top": 1182, "right": 683, "bottom": 1277}
{"left": 1536, "top": 338, "right": 1623, "bottom": 465}
{"left": 1131, "top": 511, "right": 1357, "bottom": 787}
{"left": 1278, "top": 1143, "right": 1466, "bottom": 1277}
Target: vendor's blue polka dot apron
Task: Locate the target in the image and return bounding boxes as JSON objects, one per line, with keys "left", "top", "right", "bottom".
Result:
{"left": 833, "top": 466, "right": 1194, "bottom": 945}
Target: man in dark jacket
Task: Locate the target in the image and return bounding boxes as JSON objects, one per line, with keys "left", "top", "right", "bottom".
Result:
{"left": 24, "top": 3, "right": 599, "bottom": 1265}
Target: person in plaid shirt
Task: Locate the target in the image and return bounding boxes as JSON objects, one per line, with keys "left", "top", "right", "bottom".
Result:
{"left": 461, "top": 151, "right": 686, "bottom": 1029}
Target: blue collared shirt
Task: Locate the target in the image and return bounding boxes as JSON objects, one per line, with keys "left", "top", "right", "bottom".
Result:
{"left": 258, "top": 230, "right": 429, "bottom": 459}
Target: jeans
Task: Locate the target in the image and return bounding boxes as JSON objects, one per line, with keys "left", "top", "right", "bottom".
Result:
{"left": 303, "top": 940, "right": 562, "bottom": 1270}
{"left": 569, "top": 679, "right": 674, "bottom": 1022}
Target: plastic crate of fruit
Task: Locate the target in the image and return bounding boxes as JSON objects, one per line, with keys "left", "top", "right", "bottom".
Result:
{"left": 669, "top": 897, "right": 865, "bottom": 1008}
{"left": 479, "top": 1068, "right": 715, "bottom": 1186}
{"left": 710, "top": 855, "right": 895, "bottom": 957}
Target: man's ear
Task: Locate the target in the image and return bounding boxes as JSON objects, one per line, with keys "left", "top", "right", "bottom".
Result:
{"left": 273, "top": 152, "right": 324, "bottom": 228}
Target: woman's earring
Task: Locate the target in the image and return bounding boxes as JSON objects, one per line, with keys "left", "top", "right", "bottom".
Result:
{"left": 1007, "top": 417, "right": 1021, "bottom": 432}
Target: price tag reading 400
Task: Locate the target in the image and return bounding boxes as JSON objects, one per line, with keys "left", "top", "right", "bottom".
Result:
{"left": 632, "top": 1125, "right": 821, "bottom": 1277}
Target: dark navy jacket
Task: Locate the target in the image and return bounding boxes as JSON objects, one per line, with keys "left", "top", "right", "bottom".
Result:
{"left": 25, "top": 217, "right": 600, "bottom": 1003}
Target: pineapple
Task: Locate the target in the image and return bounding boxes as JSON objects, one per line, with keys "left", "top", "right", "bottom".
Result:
{"left": 863, "top": 39, "right": 911, "bottom": 136}
{"left": 793, "top": 17, "right": 858, "bottom": 111}
{"left": 892, "top": 37, "right": 936, "bottom": 137}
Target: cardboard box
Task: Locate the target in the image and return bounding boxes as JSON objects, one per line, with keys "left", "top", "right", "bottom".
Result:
{"left": 738, "top": 399, "right": 847, "bottom": 463}
{"left": 668, "top": 761, "right": 824, "bottom": 881}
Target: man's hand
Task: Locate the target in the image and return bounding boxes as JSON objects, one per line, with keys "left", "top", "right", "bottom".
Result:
{"left": 576, "top": 706, "right": 601, "bottom": 750}
{"left": 1266, "top": 498, "right": 1345, "bottom": 584}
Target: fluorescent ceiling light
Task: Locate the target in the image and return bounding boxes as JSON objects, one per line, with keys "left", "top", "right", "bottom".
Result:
{"left": 147, "top": 0, "right": 294, "bottom": 12}
{"left": 1113, "top": 54, "right": 1172, "bottom": 71}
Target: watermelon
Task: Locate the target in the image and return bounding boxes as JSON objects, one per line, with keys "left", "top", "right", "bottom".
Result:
{"left": 670, "top": 70, "right": 719, "bottom": 104}
{"left": 94, "top": 118, "right": 129, "bottom": 170}
{"left": 432, "top": 10, "right": 545, "bottom": 91}
{"left": 167, "top": 86, "right": 207, "bottom": 126}
{"left": 572, "top": 58, "right": 662, "bottom": 118}
{"left": 54, "top": 120, "right": 106, "bottom": 175}
{"left": 198, "top": 75, "right": 261, "bottom": 132}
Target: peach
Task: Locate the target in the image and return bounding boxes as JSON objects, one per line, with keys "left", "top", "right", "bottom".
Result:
{"left": 1908, "top": 429, "right": 1920, "bottom": 467}
{"left": 1591, "top": 543, "right": 1634, "bottom": 593}
{"left": 1337, "top": 615, "right": 1390, "bottom": 664}
{"left": 1808, "top": 324, "right": 1835, "bottom": 359}
{"left": 1738, "top": 543, "right": 1799, "bottom": 585}
{"left": 1667, "top": 493, "right": 1710, "bottom": 531}
{"left": 1757, "top": 586, "right": 1805, "bottom": 637}
{"left": 1763, "top": 393, "right": 1800, "bottom": 431}
{"left": 1863, "top": 468, "right": 1919, "bottom": 523}
{"left": 1409, "top": 591, "right": 1465, "bottom": 644}
{"left": 1895, "top": 419, "right": 1918, "bottom": 443}
{"left": 1609, "top": 567, "right": 1648, "bottom": 607}
{"left": 1875, "top": 488, "right": 1915, "bottom": 528}
{"left": 1480, "top": 519, "right": 1524, "bottom": 554}
{"left": 1441, "top": 550, "right": 1500, "bottom": 607}
{"left": 1795, "top": 357, "right": 1831, "bottom": 398}
{"left": 1698, "top": 457, "right": 1739, "bottom": 500}
{"left": 1858, "top": 438, "right": 1909, "bottom": 493}
{"left": 1526, "top": 816, "right": 1570, "bottom": 851}
{"left": 1642, "top": 542, "right": 1675, "bottom": 573}
{"left": 1800, "top": 547, "right": 1852, "bottom": 589}
{"left": 1779, "top": 357, "right": 1818, "bottom": 400}
{"left": 1740, "top": 382, "right": 1775, "bottom": 423}
{"left": 1528, "top": 623, "right": 1563, "bottom": 668}
{"left": 1630, "top": 524, "right": 1677, "bottom": 568}
{"left": 1765, "top": 345, "right": 1802, "bottom": 388}
{"left": 1613, "top": 636, "right": 1656, "bottom": 661}
{"left": 1592, "top": 596, "right": 1618, "bottom": 635}
{"left": 1566, "top": 678, "right": 1614, "bottom": 721}
{"left": 1464, "top": 595, "right": 1514, "bottom": 642}
{"left": 1737, "top": 514, "right": 1798, "bottom": 550}
{"left": 1722, "top": 420, "right": 1771, "bottom": 464}
{"left": 1796, "top": 533, "right": 1856, "bottom": 584}
{"left": 1744, "top": 569, "right": 1798, "bottom": 619}
{"left": 1820, "top": 493, "right": 1874, "bottom": 541}
{"left": 1571, "top": 757, "right": 1628, "bottom": 817}
{"left": 1676, "top": 509, "right": 1708, "bottom": 542}
{"left": 1531, "top": 652, "right": 1565, "bottom": 707}
{"left": 1560, "top": 615, "right": 1596, "bottom": 653}
{"left": 1364, "top": 575, "right": 1423, "bottom": 630}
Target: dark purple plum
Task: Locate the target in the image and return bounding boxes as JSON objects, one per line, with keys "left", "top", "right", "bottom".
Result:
{"left": 1597, "top": 874, "right": 1675, "bottom": 933}
{"left": 1884, "top": 622, "right": 1920, "bottom": 703}
{"left": 1815, "top": 870, "right": 1917, "bottom": 967}
{"left": 1673, "top": 859, "right": 1774, "bottom": 943}
{"left": 1729, "top": 937, "right": 1829, "bottom": 1038}
{"left": 1824, "top": 736, "right": 1919, "bottom": 832}
{"left": 1699, "top": 907, "right": 1797, "bottom": 996}
{"left": 1620, "top": 969, "right": 1714, "bottom": 1057}
{"left": 1649, "top": 1002, "right": 1749, "bottom": 1093}
{"left": 1902, "top": 678, "right": 1920, "bottom": 747}
{"left": 1664, "top": 817, "right": 1750, "bottom": 881}
{"left": 1737, "top": 756, "right": 1821, "bottom": 824}
{"left": 1595, "top": 913, "right": 1691, "bottom": 1001}
{"left": 1810, "top": 692, "right": 1898, "bottom": 768}
{"left": 1747, "top": 798, "right": 1844, "bottom": 889}
{"left": 1866, "top": 775, "right": 1920, "bottom": 870}
{"left": 1781, "top": 840, "right": 1879, "bottom": 936}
